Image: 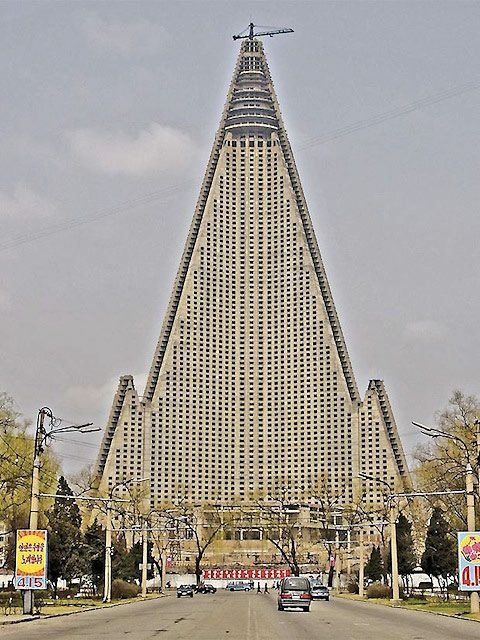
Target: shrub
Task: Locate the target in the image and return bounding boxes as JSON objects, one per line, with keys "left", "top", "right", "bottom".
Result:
{"left": 347, "top": 581, "right": 359, "bottom": 594}
{"left": 111, "top": 579, "right": 140, "bottom": 599}
{"left": 366, "top": 582, "right": 391, "bottom": 599}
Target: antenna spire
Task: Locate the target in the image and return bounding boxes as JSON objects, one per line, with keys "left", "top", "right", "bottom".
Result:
{"left": 233, "top": 23, "right": 294, "bottom": 41}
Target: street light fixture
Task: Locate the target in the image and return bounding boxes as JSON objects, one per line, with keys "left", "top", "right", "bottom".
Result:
{"left": 29, "top": 407, "right": 98, "bottom": 532}
{"left": 413, "top": 420, "right": 480, "bottom": 614}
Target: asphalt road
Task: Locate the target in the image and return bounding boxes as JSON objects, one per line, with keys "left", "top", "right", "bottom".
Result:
{"left": 1, "top": 592, "right": 479, "bottom": 640}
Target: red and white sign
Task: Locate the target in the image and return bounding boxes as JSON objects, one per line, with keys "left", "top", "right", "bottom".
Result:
{"left": 202, "top": 568, "right": 290, "bottom": 580}
{"left": 458, "top": 532, "right": 480, "bottom": 590}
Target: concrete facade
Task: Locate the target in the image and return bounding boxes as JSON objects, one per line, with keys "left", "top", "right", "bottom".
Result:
{"left": 94, "top": 40, "right": 410, "bottom": 515}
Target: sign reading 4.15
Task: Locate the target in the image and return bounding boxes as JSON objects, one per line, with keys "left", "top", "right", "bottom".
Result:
{"left": 458, "top": 531, "right": 480, "bottom": 590}
{"left": 14, "top": 529, "right": 48, "bottom": 590}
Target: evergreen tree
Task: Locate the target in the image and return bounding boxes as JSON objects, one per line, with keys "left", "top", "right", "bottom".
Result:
{"left": 113, "top": 540, "right": 154, "bottom": 582}
{"left": 47, "top": 476, "right": 82, "bottom": 597}
{"left": 81, "top": 519, "right": 105, "bottom": 595}
{"left": 364, "top": 545, "right": 384, "bottom": 583}
{"left": 387, "top": 513, "right": 416, "bottom": 593}
{"left": 421, "top": 507, "right": 457, "bottom": 595}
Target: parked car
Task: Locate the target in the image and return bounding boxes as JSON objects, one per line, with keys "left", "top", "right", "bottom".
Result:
{"left": 197, "top": 583, "right": 217, "bottom": 594}
{"left": 226, "top": 581, "right": 253, "bottom": 591}
{"left": 277, "top": 576, "right": 312, "bottom": 612}
{"left": 176, "top": 584, "right": 194, "bottom": 598}
{"left": 310, "top": 582, "right": 330, "bottom": 601}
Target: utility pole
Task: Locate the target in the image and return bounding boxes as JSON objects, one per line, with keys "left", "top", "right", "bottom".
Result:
{"left": 23, "top": 408, "right": 49, "bottom": 615}
{"left": 358, "top": 473, "right": 401, "bottom": 602}
{"left": 102, "top": 478, "right": 149, "bottom": 602}
{"left": 346, "top": 529, "right": 352, "bottom": 577}
{"left": 350, "top": 521, "right": 389, "bottom": 598}
{"left": 141, "top": 519, "right": 148, "bottom": 598}
{"left": 334, "top": 529, "right": 340, "bottom": 592}
{"left": 161, "top": 553, "right": 167, "bottom": 592}
{"left": 358, "top": 473, "right": 400, "bottom": 601}
{"left": 389, "top": 499, "right": 400, "bottom": 602}
{"left": 103, "top": 501, "right": 113, "bottom": 603}
{"left": 29, "top": 409, "right": 49, "bottom": 530}
{"left": 358, "top": 528, "right": 365, "bottom": 599}
{"left": 24, "top": 408, "right": 96, "bottom": 615}
{"left": 466, "top": 464, "right": 479, "bottom": 612}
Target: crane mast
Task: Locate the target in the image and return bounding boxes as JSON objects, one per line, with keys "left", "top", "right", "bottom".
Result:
{"left": 233, "top": 22, "right": 294, "bottom": 41}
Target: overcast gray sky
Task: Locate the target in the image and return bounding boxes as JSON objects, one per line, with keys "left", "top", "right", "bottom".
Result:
{"left": 1, "top": 0, "right": 479, "bottom": 474}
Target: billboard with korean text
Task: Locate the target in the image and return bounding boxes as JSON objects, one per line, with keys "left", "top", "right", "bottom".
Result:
{"left": 14, "top": 529, "right": 48, "bottom": 590}
{"left": 458, "top": 531, "right": 480, "bottom": 591}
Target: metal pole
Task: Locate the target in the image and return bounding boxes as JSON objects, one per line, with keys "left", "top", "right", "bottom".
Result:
{"left": 390, "top": 501, "right": 400, "bottom": 602}
{"left": 476, "top": 420, "right": 480, "bottom": 474}
{"left": 358, "top": 528, "right": 365, "bottom": 598}
{"left": 334, "top": 529, "right": 340, "bottom": 592}
{"left": 104, "top": 501, "right": 112, "bottom": 603}
{"left": 161, "top": 553, "right": 167, "bottom": 592}
{"left": 466, "top": 464, "right": 479, "bottom": 613}
{"left": 347, "top": 529, "right": 351, "bottom": 577}
{"left": 141, "top": 520, "right": 148, "bottom": 598}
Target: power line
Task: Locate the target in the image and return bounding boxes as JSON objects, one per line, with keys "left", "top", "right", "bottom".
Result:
{"left": 298, "top": 79, "right": 480, "bottom": 149}
{"left": 0, "top": 179, "right": 196, "bottom": 253}
{"left": 54, "top": 436, "right": 100, "bottom": 449}
{"left": 1, "top": 78, "right": 478, "bottom": 254}
{"left": 53, "top": 452, "right": 96, "bottom": 463}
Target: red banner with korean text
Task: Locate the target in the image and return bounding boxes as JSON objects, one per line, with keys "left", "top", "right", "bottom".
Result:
{"left": 202, "top": 568, "right": 290, "bottom": 580}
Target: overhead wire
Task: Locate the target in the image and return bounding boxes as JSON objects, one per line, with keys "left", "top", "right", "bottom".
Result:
{"left": 54, "top": 436, "right": 100, "bottom": 449}
{"left": 297, "top": 79, "right": 480, "bottom": 149}
{"left": 1, "top": 78, "right": 478, "bottom": 254}
{"left": 0, "top": 179, "right": 197, "bottom": 253}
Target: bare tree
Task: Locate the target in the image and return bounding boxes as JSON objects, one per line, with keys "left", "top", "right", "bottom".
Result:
{"left": 163, "top": 497, "right": 227, "bottom": 585}
{"left": 413, "top": 390, "right": 480, "bottom": 530}
{"left": 253, "top": 489, "right": 304, "bottom": 576}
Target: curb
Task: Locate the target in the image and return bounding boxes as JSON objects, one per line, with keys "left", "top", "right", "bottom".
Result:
{"left": 0, "top": 594, "right": 166, "bottom": 626}
{"left": 336, "top": 593, "right": 480, "bottom": 624}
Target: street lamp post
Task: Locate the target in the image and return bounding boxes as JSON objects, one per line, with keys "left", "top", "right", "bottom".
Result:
{"left": 141, "top": 519, "right": 148, "bottom": 598}
{"left": 389, "top": 499, "right": 400, "bottom": 602}
{"left": 413, "top": 420, "right": 480, "bottom": 614}
{"left": 358, "top": 528, "right": 365, "bottom": 599}
{"left": 348, "top": 520, "right": 389, "bottom": 598}
{"left": 104, "top": 500, "right": 113, "bottom": 603}
{"left": 358, "top": 473, "right": 400, "bottom": 602}
{"left": 102, "top": 478, "right": 149, "bottom": 603}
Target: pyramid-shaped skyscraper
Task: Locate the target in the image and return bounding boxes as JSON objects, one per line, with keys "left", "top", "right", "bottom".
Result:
{"left": 95, "top": 39, "right": 410, "bottom": 511}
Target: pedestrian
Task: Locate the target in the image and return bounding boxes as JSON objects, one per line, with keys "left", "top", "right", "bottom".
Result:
{"left": 257, "top": 582, "right": 261, "bottom": 593}
{"left": 264, "top": 582, "right": 268, "bottom": 593}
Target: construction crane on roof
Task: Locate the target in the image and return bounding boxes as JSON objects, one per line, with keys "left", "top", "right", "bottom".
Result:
{"left": 232, "top": 23, "right": 294, "bottom": 41}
